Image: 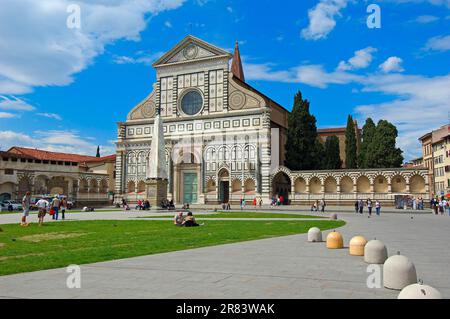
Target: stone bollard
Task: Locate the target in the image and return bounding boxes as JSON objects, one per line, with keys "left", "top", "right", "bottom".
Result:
{"left": 349, "top": 236, "right": 367, "bottom": 256}
{"left": 326, "top": 231, "right": 344, "bottom": 249}
{"left": 330, "top": 213, "right": 338, "bottom": 220}
{"left": 364, "top": 239, "right": 388, "bottom": 264}
{"left": 398, "top": 281, "right": 442, "bottom": 299}
{"left": 308, "top": 227, "right": 322, "bottom": 242}
{"left": 383, "top": 252, "right": 417, "bottom": 290}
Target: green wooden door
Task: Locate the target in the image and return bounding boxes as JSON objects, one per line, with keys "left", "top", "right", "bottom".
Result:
{"left": 183, "top": 173, "right": 198, "bottom": 204}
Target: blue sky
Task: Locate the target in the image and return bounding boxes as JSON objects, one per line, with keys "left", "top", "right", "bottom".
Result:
{"left": 0, "top": 0, "right": 449, "bottom": 161}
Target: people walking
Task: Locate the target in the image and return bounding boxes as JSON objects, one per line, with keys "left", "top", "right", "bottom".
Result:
{"left": 320, "top": 199, "right": 326, "bottom": 213}
{"left": 431, "top": 198, "right": 438, "bottom": 215}
{"left": 354, "top": 200, "right": 359, "bottom": 214}
{"left": 36, "top": 197, "right": 49, "bottom": 226}
{"left": 21, "top": 191, "right": 31, "bottom": 226}
{"left": 412, "top": 197, "right": 417, "bottom": 210}
{"left": 358, "top": 199, "right": 364, "bottom": 214}
{"left": 367, "top": 198, "right": 373, "bottom": 217}
{"left": 60, "top": 197, "right": 67, "bottom": 220}
{"left": 375, "top": 200, "right": 381, "bottom": 216}
{"left": 439, "top": 199, "right": 444, "bottom": 215}
{"left": 51, "top": 196, "right": 61, "bottom": 220}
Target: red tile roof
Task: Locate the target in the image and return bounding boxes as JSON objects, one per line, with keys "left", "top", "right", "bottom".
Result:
{"left": 6, "top": 147, "right": 115, "bottom": 163}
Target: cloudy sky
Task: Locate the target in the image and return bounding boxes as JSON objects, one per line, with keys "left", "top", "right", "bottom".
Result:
{"left": 0, "top": 0, "right": 449, "bottom": 160}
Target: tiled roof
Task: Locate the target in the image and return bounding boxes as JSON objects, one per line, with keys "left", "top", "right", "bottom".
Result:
{"left": 318, "top": 127, "right": 362, "bottom": 134}
{"left": 6, "top": 147, "right": 115, "bottom": 163}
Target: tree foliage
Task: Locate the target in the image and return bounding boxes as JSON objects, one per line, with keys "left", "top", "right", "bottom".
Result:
{"left": 323, "top": 135, "right": 342, "bottom": 169}
{"left": 358, "top": 118, "right": 376, "bottom": 168}
{"left": 366, "top": 120, "right": 404, "bottom": 168}
{"left": 285, "top": 91, "right": 323, "bottom": 170}
{"left": 345, "top": 115, "right": 358, "bottom": 169}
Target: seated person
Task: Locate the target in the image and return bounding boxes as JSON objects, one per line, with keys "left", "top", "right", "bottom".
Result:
{"left": 168, "top": 199, "right": 175, "bottom": 210}
{"left": 174, "top": 212, "right": 184, "bottom": 226}
{"left": 144, "top": 200, "right": 151, "bottom": 210}
{"left": 183, "top": 212, "right": 201, "bottom": 227}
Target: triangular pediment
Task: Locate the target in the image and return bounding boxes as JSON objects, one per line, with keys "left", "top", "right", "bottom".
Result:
{"left": 152, "top": 35, "right": 232, "bottom": 67}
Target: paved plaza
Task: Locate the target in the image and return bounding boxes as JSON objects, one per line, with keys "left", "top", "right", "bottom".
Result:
{"left": 0, "top": 209, "right": 449, "bottom": 299}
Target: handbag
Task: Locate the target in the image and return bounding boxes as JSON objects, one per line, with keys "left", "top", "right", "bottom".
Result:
{"left": 49, "top": 207, "right": 55, "bottom": 216}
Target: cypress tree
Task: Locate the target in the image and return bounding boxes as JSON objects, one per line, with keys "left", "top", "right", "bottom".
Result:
{"left": 345, "top": 115, "right": 358, "bottom": 169}
{"left": 323, "top": 135, "right": 342, "bottom": 169}
{"left": 366, "top": 120, "right": 403, "bottom": 168}
{"left": 96, "top": 146, "right": 100, "bottom": 158}
{"left": 285, "top": 91, "right": 322, "bottom": 170}
{"left": 358, "top": 118, "right": 376, "bottom": 168}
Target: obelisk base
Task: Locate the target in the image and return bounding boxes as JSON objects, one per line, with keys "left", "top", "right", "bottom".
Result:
{"left": 146, "top": 178, "right": 168, "bottom": 208}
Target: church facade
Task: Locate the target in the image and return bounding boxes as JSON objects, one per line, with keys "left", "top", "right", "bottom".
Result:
{"left": 115, "top": 35, "right": 430, "bottom": 206}
{"left": 115, "top": 36, "right": 288, "bottom": 205}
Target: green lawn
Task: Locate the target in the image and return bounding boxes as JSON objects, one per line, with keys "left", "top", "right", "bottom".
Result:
{"left": 0, "top": 219, "right": 344, "bottom": 276}
{"left": 139, "top": 211, "right": 324, "bottom": 219}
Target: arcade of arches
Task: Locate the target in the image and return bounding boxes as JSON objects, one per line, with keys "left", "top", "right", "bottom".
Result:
{"left": 271, "top": 167, "right": 429, "bottom": 205}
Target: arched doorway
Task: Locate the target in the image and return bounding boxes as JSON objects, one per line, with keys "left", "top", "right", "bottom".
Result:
{"left": 173, "top": 149, "right": 201, "bottom": 205}
{"left": 218, "top": 168, "right": 230, "bottom": 203}
{"left": 356, "top": 176, "right": 370, "bottom": 193}
{"left": 48, "top": 176, "right": 68, "bottom": 195}
{"left": 324, "top": 176, "right": 337, "bottom": 193}
{"left": 309, "top": 177, "right": 321, "bottom": 194}
{"left": 294, "top": 177, "right": 306, "bottom": 194}
{"left": 410, "top": 175, "right": 426, "bottom": 193}
{"left": 392, "top": 175, "right": 407, "bottom": 193}
{"left": 244, "top": 179, "right": 256, "bottom": 195}
{"left": 340, "top": 176, "right": 353, "bottom": 193}
{"left": 272, "top": 172, "right": 291, "bottom": 203}
{"left": 374, "top": 175, "right": 388, "bottom": 193}
{"left": 0, "top": 182, "right": 15, "bottom": 201}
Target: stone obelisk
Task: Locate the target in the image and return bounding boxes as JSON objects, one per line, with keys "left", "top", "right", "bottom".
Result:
{"left": 145, "top": 108, "right": 168, "bottom": 207}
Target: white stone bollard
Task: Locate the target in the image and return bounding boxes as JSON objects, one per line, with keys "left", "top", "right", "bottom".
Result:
{"left": 307, "top": 227, "right": 322, "bottom": 242}
{"left": 364, "top": 239, "right": 388, "bottom": 264}
{"left": 398, "top": 281, "right": 442, "bottom": 299}
{"left": 383, "top": 253, "right": 417, "bottom": 290}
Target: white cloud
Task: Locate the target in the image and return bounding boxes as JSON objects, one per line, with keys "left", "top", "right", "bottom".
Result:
{"left": 227, "top": 6, "right": 233, "bottom": 13}
{"left": 164, "top": 20, "right": 173, "bottom": 28}
{"left": 414, "top": 15, "right": 440, "bottom": 23}
{"left": 245, "top": 63, "right": 361, "bottom": 88}
{"left": 337, "top": 47, "right": 377, "bottom": 71}
{"left": 113, "top": 51, "right": 165, "bottom": 66}
{"left": 0, "top": 130, "right": 115, "bottom": 155}
{"left": 245, "top": 59, "right": 449, "bottom": 159}
{"left": 0, "top": 96, "right": 35, "bottom": 111}
{"left": 0, "top": 112, "right": 17, "bottom": 119}
{"left": 355, "top": 73, "right": 450, "bottom": 159}
{"left": 301, "top": 0, "right": 349, "bottom": 40}
{"left": 36, "top": 113, "right": 63, "bottom": 121}
{"left": 425, "top": 34, "right": 450, "bottom": 51}
{"left": 379, "top": 56, "right": 404, "bottom": 73}
{"left": 0, "top": 0, "right": 185, "bottom": 95}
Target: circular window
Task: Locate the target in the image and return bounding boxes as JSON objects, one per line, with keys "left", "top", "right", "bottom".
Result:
{"left": 180, "top": 90, "right": 203, "bottom": 116}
